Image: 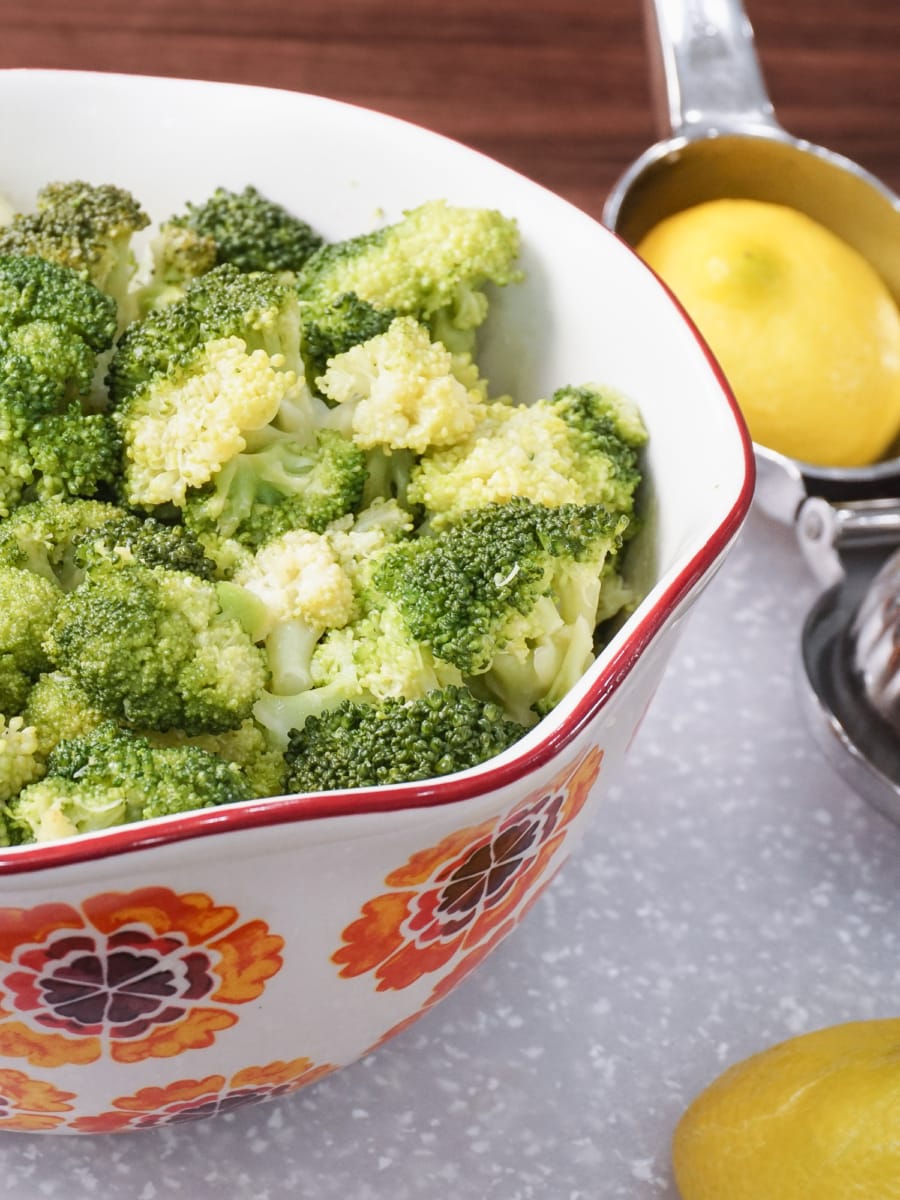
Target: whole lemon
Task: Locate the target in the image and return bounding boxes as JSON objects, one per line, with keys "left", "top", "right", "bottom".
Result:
{"left": 636, "top": 199, "right": 900, "bottom": 467}
{"left": 672, "top": 1019, "right": 900, "bottom": 1200}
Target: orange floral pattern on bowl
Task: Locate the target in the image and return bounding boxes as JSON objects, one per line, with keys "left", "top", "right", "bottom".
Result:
{"left": 0, "top": 1067, "right": 76, "bottom": 1131}
{"left": 0, "top": 887, "right": 284, "bottom": 1068}
{"left": 69, "top": 1057, "right": 335, "bottom": 1132}
{"left": 334, "top": 746, "right": 602, "bottom": 993}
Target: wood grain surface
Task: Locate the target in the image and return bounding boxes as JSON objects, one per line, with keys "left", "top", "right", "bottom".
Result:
{"left": 0, "top": 0, "right": 897, "bottom": 223}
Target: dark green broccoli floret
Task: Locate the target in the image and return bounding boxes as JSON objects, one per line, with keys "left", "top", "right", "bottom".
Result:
{"left": 0, "top": 255, "right": 121, "bottom": 514}
{"left": 167, "top": 185, "right": 323, "bottom": 274}
{"left": 26, "top": 407, "right": 122, "bottom": 503}
{"left": 72, "top": 514, "right": 217, "bottom": 579}
{"left": 284, "top": 686, "right": 526, "bottom": 793}
{"left": 0, "top": 567, "right": 62, "bottom": 715}
{"left": 0, "top": 253, "right": 118, "bottom": 413}
{"left": 44, "top": 563, "right": 268, "bottom": 734}
{"left": 0, "top": 181, "right": 149, "bottom": 310}
{"left": 0, "top": 497, "right": 124, "bottom": 588}
{"left": 297, "top": 200, "right": 521, "bottom": 355}
{"left": 7, "top": 720, "right": 254, "bottom": 842}
{"left": 300, "top": 292, "right": 397, "bottom": 391}
{"left": 374, "top": 498, "right": 627, "bottom": 722}
{"left": 183, "top": 427, "right": 367, "bottom": 549}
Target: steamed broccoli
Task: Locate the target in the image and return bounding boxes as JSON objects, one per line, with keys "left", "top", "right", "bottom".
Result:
{"left": 297, "top": 200, "right": 521, "bottom": 355}
{"left": 374, "top": 498, "right": 629, "bottom": 723}
{"left": 72, "top": 513, "right": 218, "bottom": 578}
{"left": 251, "top": 505, "right": 459, "bottom": 747}
{"left": 7, "top": 721, "right": 254, "bottom": 843}
{"left": 408, "top": 384, "right": 647, "bottom": 527}
{"left": 0, "top": 179, "right": 648, "bottom": 842}
{"left": 108, "top": 264, "right": 329, "bottom": 509}
{"left": 0, "top": 254, "right": 121, "bottom": 512}
{"left": 0, "top": 566, "right": 62, "bottom": 715}
{"left": 20, "top": 670, "right": 107, "bottom": 763}
{"left": 167, "top": 185, "right": 323, "bottom": 274}
{"left": 44, "top": 562, "right": 268, "bottom": 734}
{"left": 135, "top": 222, "right": 219, "bottom": 314}
{"left": 300, "top": 292, "right": 397, "bottom": 390}
{"left": 0, "top": 497, "right": 124, "bottom": 588}
{"left": 317, "top": 315, "right": 487, "bottom": 455}
{"left": 0, "top": 717, "right": 42, "bottom": 821}
{"left": 0, "top": 181, "right": 149, "bottom": 312}
{"left": 284, "top": 687, "right": 527, "bottom": 793}
{"left": 182, "top": 426, "right": 367, "bottom": 550}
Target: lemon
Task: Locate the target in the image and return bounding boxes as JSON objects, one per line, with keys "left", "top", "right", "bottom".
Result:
{"left": 636, "top": 199, "right": 900, "bottom": 467}
{"left": 672, "top": 1019, "right": 900, "bottom": 1200}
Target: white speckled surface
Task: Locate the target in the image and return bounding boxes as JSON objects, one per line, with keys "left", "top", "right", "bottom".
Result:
{"left": 3, "top": 503, "right": 899, "bottom": 1198}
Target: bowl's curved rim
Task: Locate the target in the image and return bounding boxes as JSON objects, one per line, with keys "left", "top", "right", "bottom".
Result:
{"left": 0, "top": 70, "right": 757, "bottom": 876}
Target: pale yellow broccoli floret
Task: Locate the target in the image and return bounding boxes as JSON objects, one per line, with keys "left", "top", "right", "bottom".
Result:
{"left": 0, "top": 715, "right": 41, "bottom": 806}
{"left": 408, "top": 387, "right": 646, "bottom": 525}
{"left": 407, "top": 399, "right": 582, "bottom": 517}
{"left": 236, "top": 529, "right": 354, "bottom": 635}
{"left": 316, "top": 316, "right": 485, "bottom": 454}
{"left": 236, "top": 530, "right": 355, "bottom": 695}
{"left": 123, "top": 336, "right": 298, "bottom": 506}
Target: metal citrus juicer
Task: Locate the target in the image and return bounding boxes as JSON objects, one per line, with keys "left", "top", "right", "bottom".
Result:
{"left": 603, "top": 0, "right": 900, "bottom": 823}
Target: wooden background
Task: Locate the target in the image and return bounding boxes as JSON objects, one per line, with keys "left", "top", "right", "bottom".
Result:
{"left": 0, "top": 0, "right": 897, "bottom": 224}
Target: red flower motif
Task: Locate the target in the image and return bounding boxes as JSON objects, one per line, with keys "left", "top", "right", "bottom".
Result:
{"left": 0, "top": 888, "right": 284, "bottom": 1067}
{"left": 70, "top": 1058, "right": 335, "bottom": 1133}
{"left": 334, "top": 747, "right": 602, "bottom": 993}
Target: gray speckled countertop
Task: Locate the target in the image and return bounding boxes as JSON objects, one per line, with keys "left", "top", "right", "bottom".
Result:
{"left": 4, "top": 503, "right": 899, "bottom": 1198}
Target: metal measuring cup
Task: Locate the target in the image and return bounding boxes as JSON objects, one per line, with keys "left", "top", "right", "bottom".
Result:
{"left": 603, "top": 0, "right": 900, "bottom": 517}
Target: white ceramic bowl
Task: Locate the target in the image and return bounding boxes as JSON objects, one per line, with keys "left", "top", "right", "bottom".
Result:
{"left": 0, "top": 69, "right": 753, "bottom": 1134}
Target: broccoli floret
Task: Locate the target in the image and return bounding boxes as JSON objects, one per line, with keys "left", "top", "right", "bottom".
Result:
{"left": 0, "top": 253, "right": 118, "bottom": 413}
{"left": 135, "top": 223, "right": 219, "bottom": 314}
{"left": 20, "top": 670, "right": 107, "bottom": 763}
{"left": 108, "top": 263, "right": 305, "bottom": 406}
{"left": 373, "top": 498, "right": 628, "bottom": 723}
{"left": 44, "top": 563, "right": 268, "bottom": 734}
{"left": 283, "top": 686, "right": 526, "bottom": 793}
{"left": 26, "top": 406, "right": 122, "bottom": 502}
{"left": 0, "top": 717, "right": 43, "bottom": 820}
{"left": 0, "top": 255, "right": 121, "bottom": 511}
{"left": 8, "top": 721, "right": 254, "bottom": 842}
{"left": 72, "top": 513, "right": 217, "bottom": 579}
{"left": 108, "top": 265, "right": 329, "bottom": 510}
{"left": 0, "top": 497, "right": 124, "bottom": 588}
{"left": 0, "top": 567, "right": 62, "bottom": 715}
{"left": 408, "top": 384, "right": 647, "bottom": 527}
{"left": 167, "top": 185, "right": 323, "bottom": 274}
{"left": 300, "top": 292, "right": 397, "bottom": 390}
{"left": 234, "top": 528, "right": 356, "bottom": 695}
{"left": 182, "top": 426, "right": 367, "bottom": 549}
{"left": 297, "top": 200, "right": 521, "bottom": 355}
{"left": 145, "top": 718, "right": 286, "bottom": 799}
{"left": 317, "top": 315, "right": 487, "bottom": 455}
{"left": 249, "top": 501, "right": 446, "bottom": 746}
{"left": 0, "top": 181, "right": 149, "bottom": 313}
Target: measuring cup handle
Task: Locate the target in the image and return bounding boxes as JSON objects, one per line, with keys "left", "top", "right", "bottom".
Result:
{"left": 644, "top": 0, "right": 780, "bottom": 137}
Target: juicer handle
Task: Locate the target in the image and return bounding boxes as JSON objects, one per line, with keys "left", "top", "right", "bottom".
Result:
{"left": 797, "top": 496, "right": 900, "bottom": 589}
{"left": 643, "top": 0, "right": 780, "bottom": 137}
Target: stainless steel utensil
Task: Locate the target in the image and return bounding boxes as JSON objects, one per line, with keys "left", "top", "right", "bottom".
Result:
{"left": 850, "top": 549, "right": 900, "bottom": 736}
{"left": 603, "top": 0, "right": 900, "bottom": 511}
{"left": 796, "top": 500, "right": 900, "bottom": 825}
